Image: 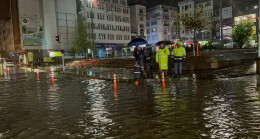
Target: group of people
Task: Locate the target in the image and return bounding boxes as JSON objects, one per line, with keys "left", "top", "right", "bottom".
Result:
{"left": 133, "top": 41, "right": 186, "bottom": 81}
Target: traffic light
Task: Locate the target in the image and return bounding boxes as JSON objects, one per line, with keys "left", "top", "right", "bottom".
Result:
{"left": 55, "top": 35, "right": 60, "bottom": 43}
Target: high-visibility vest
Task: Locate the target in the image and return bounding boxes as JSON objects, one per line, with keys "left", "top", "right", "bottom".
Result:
{"left": 171, "top": 46, "right": 186, "bottom": 57}
{"left": 156, "top": 47, "right": 170, "bottom": 70}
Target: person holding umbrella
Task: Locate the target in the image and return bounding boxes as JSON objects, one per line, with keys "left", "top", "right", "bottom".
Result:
{"left": 133, "top": 46, "right": 145, "bottom": 81}
{"left": 171, "top": 41, "right": 186, "bottom": 78}
{"left": 156, "top": 42, "right": 170, "bottom": 76}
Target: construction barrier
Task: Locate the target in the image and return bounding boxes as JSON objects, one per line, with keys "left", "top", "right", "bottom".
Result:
{"left": 162, "top": 72, "right": 165, "bottom": 89}
{"left": 51, "top": 71, "right": 54, "bottom": 84}
{"left": 113, "top": 73, "right": 117, "bottom": 91}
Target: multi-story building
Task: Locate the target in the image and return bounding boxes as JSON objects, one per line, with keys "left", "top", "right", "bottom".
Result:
{"left": 178, "top": 0, "right": 195, "bottom": 42}
{"left": 17, "top": 0, "right": 77, "bottom": 64}
{"left": 194, "top": 0, "right": 214, "bottom": 41}
{"left": 78, "top": 0, "right": 131, "bottom": 50}
{"left": 130, "top": 4, "right": 146, "bottom": 39}
{"left": 146, "top": 5, "right": 178, "bottom": 46}
{"left": 0, "top": 0, "right": 21, "bottom": 62}
{"left": 0, "top": 18, "right": 14, "bottom": 59}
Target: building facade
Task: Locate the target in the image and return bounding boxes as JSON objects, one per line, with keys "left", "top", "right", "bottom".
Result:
{"left": 17, "top": 0, "right": 77, "bottom": 64}
{"left": 146, "top": 5, "right": 178, "bottom": 45}
{"left": 0, "top": 18, "right": 14, "bottom": 59}
{"left": 0, "top": 0, "right": 21, "bottom": 62}
{"left": 178, "top": 0, "right": 194, "bottom": 42}
{"left": 194, "top": 0, "right": 213, "bottom": 41}
{"left": 130, "top": 4, "right": 146, "bottom": 39}
{"left": 78, "top": 0, "right": 131, "bottom": 50}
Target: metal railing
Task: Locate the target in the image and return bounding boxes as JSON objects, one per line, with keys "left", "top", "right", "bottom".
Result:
{"left": 63, "top": 51, "right": 134, "bottom": 59}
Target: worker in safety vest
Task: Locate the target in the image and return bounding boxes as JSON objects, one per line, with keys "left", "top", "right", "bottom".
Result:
{"left": 171, "top": 41, "right": 186, "bottom": 78}
{"left": 156, "top": 42, "right": 170, "bottom": 76}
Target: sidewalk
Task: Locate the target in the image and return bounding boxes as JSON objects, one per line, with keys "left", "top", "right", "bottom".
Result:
{"left": 66, "top": 49, "right": 257, "bottom": 71}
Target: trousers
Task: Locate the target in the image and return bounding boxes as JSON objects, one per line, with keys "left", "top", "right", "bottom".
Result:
{"left": 174, "top": 60, "right": 183, "bottom": 74}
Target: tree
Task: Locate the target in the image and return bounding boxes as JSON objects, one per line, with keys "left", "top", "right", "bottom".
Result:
{"left": 232, "top": 21, "right": 254, "bottom": 48}
{"left": 71, "top": 14, "right": 92, "bottom": 58}
{"left": 173, "top": 8, "right": 213, "bottom": 41}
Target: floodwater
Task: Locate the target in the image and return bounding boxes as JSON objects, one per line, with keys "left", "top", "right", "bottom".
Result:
{"left": 0, "top": 65, "right": 260, "bottom": 138}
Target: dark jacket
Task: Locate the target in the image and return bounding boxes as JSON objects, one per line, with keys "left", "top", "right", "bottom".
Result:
{"left": 144, "top": 47, "right": 154, "bottom": 63}
{"left": 133, "top": 47, "right": 144, "bottom": 61}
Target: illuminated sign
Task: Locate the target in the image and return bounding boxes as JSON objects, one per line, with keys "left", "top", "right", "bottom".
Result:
{"left": 49, "top": 52, "right": 62, "bottom": 57}
{"left": 234, "top": 14, "right": 256, "bottom": 25}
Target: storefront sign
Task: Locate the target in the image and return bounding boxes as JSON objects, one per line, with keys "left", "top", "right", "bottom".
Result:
{"left": 28, "top": 52, "right": 33, "bottom": 62}
{"left": 21, "top": 18, "right": 44, "bottom": 46}
{"left": 44, "top": 57, "right": 54, "bottom": 63}
{"left": 49, "top": 52, "right": 62, "bottom": 57}
{"left": 234, "top": 14, "right": 256, "bottom": 25}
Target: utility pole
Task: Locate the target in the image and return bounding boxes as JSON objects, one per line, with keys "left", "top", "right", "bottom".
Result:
{"left": 256, "top": 0, "right": 260, "bottom": 74}
{"left": 220, "top": 0, "right": 223, "bottom": 46}
{"left": 91, "top": 8, "right": 95, "bottom": 59}
{"left": 257, "top": 1, "right": 260, "bottom": 58}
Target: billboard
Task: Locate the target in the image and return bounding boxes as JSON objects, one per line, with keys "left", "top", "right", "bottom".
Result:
{"left": 21, "top": 17, "right": 44, "bottom": 46}
{"left": 234, "top": 14, "right": 256, "bottom": 25}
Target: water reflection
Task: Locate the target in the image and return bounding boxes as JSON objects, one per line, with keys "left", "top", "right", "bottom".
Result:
{"left": 0, "top": 67, "right": 260, "bottom": 138}
{"left": 79, "top": 79, "right": 112, "bottom": 137}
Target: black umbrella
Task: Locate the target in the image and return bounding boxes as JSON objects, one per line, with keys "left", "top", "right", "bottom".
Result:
{"left": 127, "top": 38, "right": 148, "bottom": 47}
{"left": 156, "top": 41, "right": 174, "bottom": 46}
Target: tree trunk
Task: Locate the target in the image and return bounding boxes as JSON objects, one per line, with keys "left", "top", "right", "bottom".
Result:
{"left": 193, "top": 29, "right": 196, "bottom": 56}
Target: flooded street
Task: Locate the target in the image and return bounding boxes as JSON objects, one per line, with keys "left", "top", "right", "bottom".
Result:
{"left": 0, "top": 66, "right": 260, "bottom": 138}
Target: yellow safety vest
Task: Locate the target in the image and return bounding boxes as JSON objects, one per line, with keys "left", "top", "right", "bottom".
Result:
{"left": 156, "top": 47, "right": 170, "bottom": 70}
{"left": 171, "top": 46, "right": 186, "bottom": 57}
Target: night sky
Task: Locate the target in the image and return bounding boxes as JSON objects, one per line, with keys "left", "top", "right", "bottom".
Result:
{"left": 0, "top": 0, "right": 10, "bottom": 20}
{"left": 146, "top": 0, "right": 180, "bottom": 8}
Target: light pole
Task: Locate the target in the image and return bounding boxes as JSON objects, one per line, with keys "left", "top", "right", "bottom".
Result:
{"left": 255, "top": 5, "right": 260, "bottom": 58}
{"left": 220, "top": 0, "right": 223, "bottom": 47}
{"left": 255, "top": 1, "right": 260, "bottom": 74}
{"left": 88, "top": 0, "right": 95, "bottom": 58}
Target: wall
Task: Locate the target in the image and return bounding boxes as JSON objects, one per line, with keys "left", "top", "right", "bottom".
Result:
{"left": 42, "top": 0, "right": 58, "bottom": 50}
{"left": 130, "top": 5, "right": 146, "bottom": 38}
{"left": 57, "top": 0, "right": 77, "bottom": 50}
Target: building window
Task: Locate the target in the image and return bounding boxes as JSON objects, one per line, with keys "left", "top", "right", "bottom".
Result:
{"left": 151, "top": 20, "right": 157, "bottom": 25}
{"left": 205, "top": 1, "right": 211, "bottom": 7}
{"left": 152, "top": 35, "right": 157, "bottom": 40}
{"left": 185, "top": 5, "right": 188, "bottom": 11}
{"left": 139, "top": 9, "right": 143, "bottom": 14}
{"left": 140, "top": 16, "right": 144, "bottom": 21}
{"left": 116, "top": 35, "right": 122, "bottom": 40}
{"left": 108, "top": 34, "right": 114, "bottom": 40}
{"left": 121, "top": 0, "right": 126, "bottom": 5}
{"left": 98, "top": 33, "right": 106, "bottom": 40}
{"left": 224, "top": 9, "right": 228, "bottom": 14}
{"left": 113, "top": 0, "right": 118, "bottom": 4}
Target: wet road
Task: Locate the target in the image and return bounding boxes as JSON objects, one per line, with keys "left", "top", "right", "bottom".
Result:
{"left": 0, "top": 66, "right": 260, "bottom": 138}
